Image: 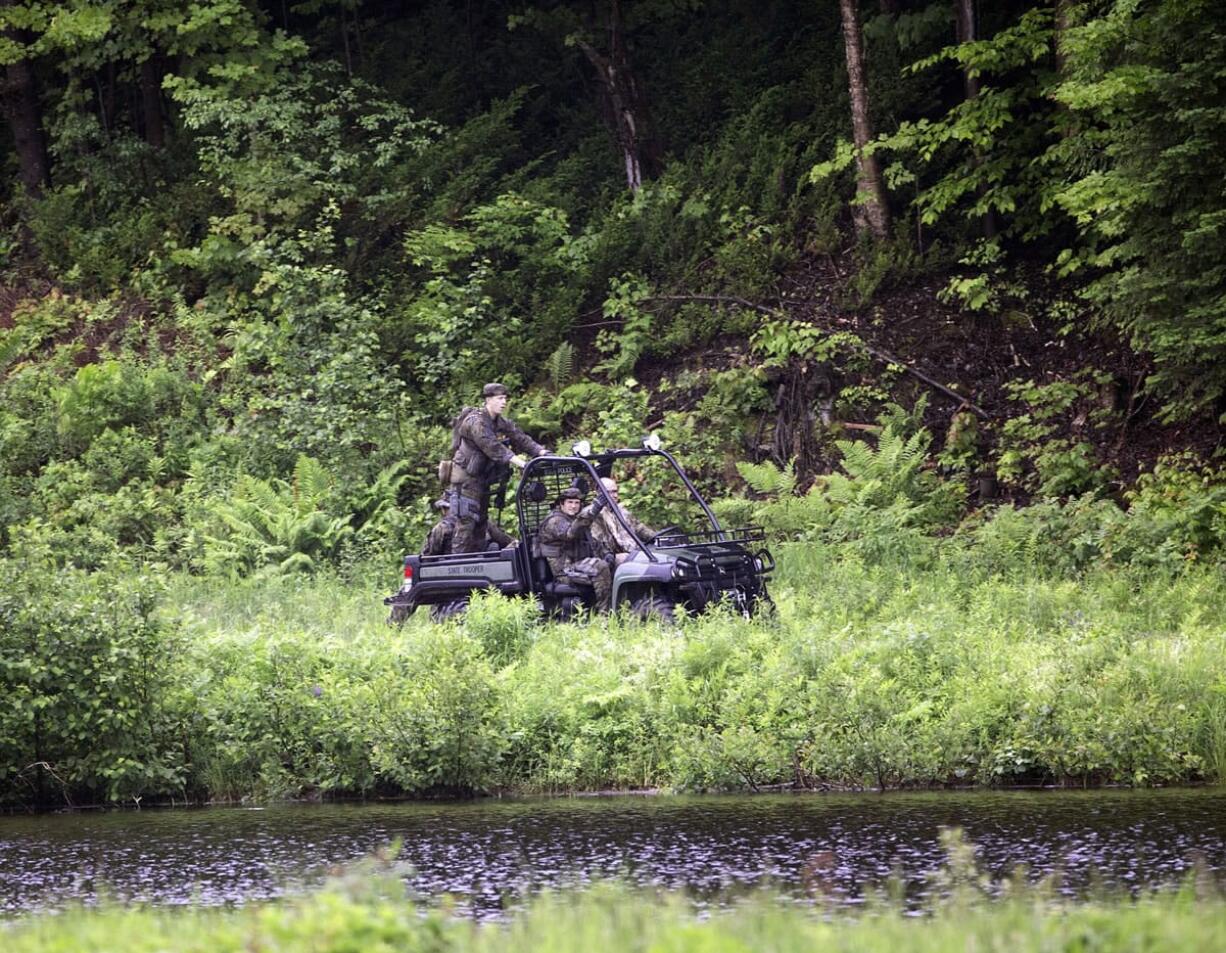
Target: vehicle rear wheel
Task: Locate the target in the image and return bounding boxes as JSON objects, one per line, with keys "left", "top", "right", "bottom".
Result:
{"left": 386, "top": 602, "right": 416, "bottom": 626}
{"left": 631, "top": 592, "right": 677, "bottom": 624}
{"left": 429, "top": 598, "right": 470, "bottom": 622}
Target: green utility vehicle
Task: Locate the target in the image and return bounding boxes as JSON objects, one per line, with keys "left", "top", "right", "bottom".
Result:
{"left": 385, "top": 438, "right": 773, "bottom": 622}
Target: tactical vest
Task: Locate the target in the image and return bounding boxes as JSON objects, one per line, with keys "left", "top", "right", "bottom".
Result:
{"left": 538, "top": 512, "right": 593, "bottom": 561}
{"left": 449, "top": 407, "right": 486, "bottom": 476}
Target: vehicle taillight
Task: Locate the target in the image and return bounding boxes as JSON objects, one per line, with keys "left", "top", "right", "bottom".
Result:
{"left": 403, "top": 564, "right": 414, "bottom": 580}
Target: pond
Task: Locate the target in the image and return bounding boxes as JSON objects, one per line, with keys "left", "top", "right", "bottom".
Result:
{"left": 3, "top": 788, "right": 1225, "bottom": 918}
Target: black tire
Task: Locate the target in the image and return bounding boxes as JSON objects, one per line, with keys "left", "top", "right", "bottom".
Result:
{"left": 631, "top": 592, "right": 677, "bottom": 624}
{"left": 429, "top": 598, "right": 470, "bottom": 622}
{"left": 386, "top": 602, "right": 416, "bottom": 626}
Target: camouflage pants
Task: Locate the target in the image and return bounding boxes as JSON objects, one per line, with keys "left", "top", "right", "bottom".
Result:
{"left": 560, "top": 556, "right": 612, "bottom": 611}
{"left": 449, "top": 474, "right": 492, "bottom": 555}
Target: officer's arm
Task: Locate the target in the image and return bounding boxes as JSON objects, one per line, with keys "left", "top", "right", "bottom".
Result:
{"left": 488, "top": 521, "right": 516, "bottom": 547}
{"left": 505, "top": 421, "right": 546, "bottom": 458}
{"left": 564, "top": 517, "right": 592, "bottom": 542}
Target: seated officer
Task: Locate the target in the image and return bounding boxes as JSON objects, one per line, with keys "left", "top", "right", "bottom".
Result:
{"left": 536, "top": 487, "right": 613, "bottom": 611}
{"left": 421, "top": 493, "right": 515, "bottom": 556}
{"left": 589, "top": 477, "right": 657, "bottom": 566}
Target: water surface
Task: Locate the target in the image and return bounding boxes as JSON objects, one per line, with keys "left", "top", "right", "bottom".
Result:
{"left": 2, "top": 788, "right": 1224, "bottom": 917}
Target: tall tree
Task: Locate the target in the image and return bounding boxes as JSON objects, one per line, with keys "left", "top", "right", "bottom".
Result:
{"left": 511, "top": 0, "right": 663, "bottom": 192}
{"left": 953, "top": 0, "right": 997, "bottom": 238}
{"left": 838, "top": 0, "right": 890, "bottom": 238}
{"left": 0, "top": 0, "right": 49, "bottom": 195}
{"left": 572, "top": 0, "right": 658, "bottom": 191}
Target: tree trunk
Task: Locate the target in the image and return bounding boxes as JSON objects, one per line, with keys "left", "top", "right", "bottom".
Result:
{"left": 1053, "top": 0, "right": 1071, "bottom": 75}
{"left": 0, "top": 2, "right": 49, "bottom": 197}
{"left": 140, "top": 56, "right": 164, "bottom": 149}
{"left": 577, "top": 0, "right": 660, "bottom": 192}
{"left": 954, "top": 0, "right": 997, "bottom": 238}
{"left": 838, "top": 0, "right": 890, "bottom": 239}
{"left": 953, "top": 0, "right": 980, "bottom": 100}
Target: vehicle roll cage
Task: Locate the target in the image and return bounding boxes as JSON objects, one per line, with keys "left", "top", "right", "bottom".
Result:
{"left": 517, "top": 446, "right": 727, "bottom": 564}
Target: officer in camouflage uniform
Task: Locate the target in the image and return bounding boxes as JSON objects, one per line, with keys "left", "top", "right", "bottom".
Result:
{"left": 420, "top": 495, "right": 516, "bottom": 556}
{"left": 447, "top": 382, "right": 545, "bottom": 554}
{"left": 589, "top": 476, "right": 657, "bottom": 566}
{"left": 536, "top": 487, "right": 613, "bottom": 611}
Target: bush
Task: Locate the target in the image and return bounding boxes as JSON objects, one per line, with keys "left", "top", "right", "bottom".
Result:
{"left": 0, "top": 554, "right": 188, "bottom": 805}
{"left": 463, "top": 590, "right": 542, "bottom": 666}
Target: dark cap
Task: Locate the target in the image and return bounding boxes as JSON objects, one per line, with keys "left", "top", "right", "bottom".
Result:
{"left": 482, "top": 382, "right": 508, "bottom": 398}
{"left": 556, "top": 487, "right": 584, "bottom": 504}
{"left": 433, "top": 496, "right": 451, "bottom": 510}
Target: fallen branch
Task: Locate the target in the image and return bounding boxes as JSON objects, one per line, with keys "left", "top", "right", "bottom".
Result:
{"left": 644, "top": 293, "right": 992, "bottom": 419}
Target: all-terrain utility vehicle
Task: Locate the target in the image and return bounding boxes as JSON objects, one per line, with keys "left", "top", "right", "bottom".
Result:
{"left": 385, "top": 438, "right": 774, "bottom": 623}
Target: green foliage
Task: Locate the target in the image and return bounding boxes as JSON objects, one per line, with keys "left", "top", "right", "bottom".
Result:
{"left": 55, "top": 359, "right": 202, "bottom": 452}
{"left": 15, "top": 872, "right": 1226, "bottom": 953}
{"left": 543, "top": 340, "right": 575, "bottom": 391}
{"left": 996, "top": 371, "right": 1117, "bottom": 497}
{"left": 938, "top": 239, "right": 1032, "bottom": 318}
{"left": 463, "top": 590, "right": 543, "bottom": 666}
{"left": 1051, "top": 0, "right": 1226, "bottom": 417}
{"left": 593, "top": 273, "right": 653, "bottom": 378}
{"left": 191, "top": 456, "right": 354, "bottom": 578}
{"left": 0, "top": 553, "right": 188, "bottom": 805}
{"left": 734, "top": 401, "right": 964, "bottom": 556}
{"left": 750, "top": 317, "right": 864, "bottom": 368}
{"left": 395, "top": 192, "right": 589, "bottom": 405}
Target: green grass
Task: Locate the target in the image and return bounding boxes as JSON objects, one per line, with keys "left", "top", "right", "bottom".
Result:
{"left": 6, "top": 878, "right": 1226, "bottom": 953}
{"left": 152, "top": 545, "right": 1226, "bottom": 799}
{"left": 6, "top": 544, "right": 1226, "bottom": 805}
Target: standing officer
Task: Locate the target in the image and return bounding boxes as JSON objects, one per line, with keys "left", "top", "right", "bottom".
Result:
{"left": 446, "top": 382, "right": 545, "bottom": 553}
{"left": 537, "top": 488, "right": 613, "bottom": 611}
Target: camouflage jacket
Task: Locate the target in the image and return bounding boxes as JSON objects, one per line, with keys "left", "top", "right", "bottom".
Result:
{"left": 451, "top": 409, "right": 544, "bottom": 479}
{"left": 536, "top": 506, "right": 605, "bottom": 574}
{"left": 590, "top": 505, "right": 655, "bottom": 555}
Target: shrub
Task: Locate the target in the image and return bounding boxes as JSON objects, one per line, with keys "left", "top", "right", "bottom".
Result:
{"left": 0, "top": 554, "right": 188, "bottom": 805}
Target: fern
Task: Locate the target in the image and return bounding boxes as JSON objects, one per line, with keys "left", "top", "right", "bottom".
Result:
{"left": 292, "top": 455, "right": 333, "bottom": 511}
{"left": 545, "top": 341, "right": 575, "bottom": 391}
{"left": 200, "top": 471, "right": 353, "bottom": 578}
{"left": 736, "top": 459, "right": 796, "bottom": 497}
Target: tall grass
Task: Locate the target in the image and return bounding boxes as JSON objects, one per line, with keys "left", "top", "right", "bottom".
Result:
{"left": 142, "top": 544, "right": 1226, "bottom": 801}
{"left": 6, "top": 876, "right": 1226, "bottom": 953}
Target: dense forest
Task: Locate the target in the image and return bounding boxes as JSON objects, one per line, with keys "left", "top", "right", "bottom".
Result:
{"left": 1, "top": 0, "right": 1224, "bottom": 572}
{"left": 1, "top": 0, "right": 1226, "bottom": 805}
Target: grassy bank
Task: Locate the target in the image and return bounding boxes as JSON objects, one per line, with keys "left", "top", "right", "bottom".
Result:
{"left": 4, "top": 544, "right": 1226, "bottom": 804}
{"left": 6, "top": 877, "right": 1226, "bottom": 953}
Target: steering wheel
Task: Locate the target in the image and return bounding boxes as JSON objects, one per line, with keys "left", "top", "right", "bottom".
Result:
{"left": 650, "top": 525, "right": 684, "bottom": 544}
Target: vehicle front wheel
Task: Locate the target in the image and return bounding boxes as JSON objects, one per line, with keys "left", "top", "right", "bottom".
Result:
{"left": 429, "top": 598, "right": 470, "bottom": 622}
{"left": 631, "top": 592, "right": 677, "bottom": 624}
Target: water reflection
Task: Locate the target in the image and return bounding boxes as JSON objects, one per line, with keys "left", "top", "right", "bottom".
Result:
{"left": 2, "top": 788, "right": 1225, "bottom": 917}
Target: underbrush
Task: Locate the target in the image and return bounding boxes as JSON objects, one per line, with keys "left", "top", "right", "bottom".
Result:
{"left": 6, "top": 866, "right": 1226, "bottom": 953}
{"left": 4, "top": 546, "right": 1225, "bottom": 806}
